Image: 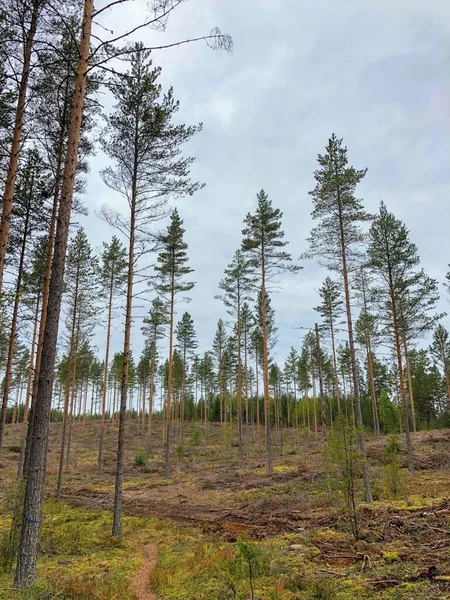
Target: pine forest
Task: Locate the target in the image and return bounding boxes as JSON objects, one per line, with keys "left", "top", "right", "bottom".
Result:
{"left": 0, "top": 1, "right": 449, "bottom": 599}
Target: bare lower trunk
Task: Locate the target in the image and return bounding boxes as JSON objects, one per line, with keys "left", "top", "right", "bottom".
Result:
{"left": 315, "top": 324, "right": 326, "bottom": 438}
{"left": 237, "top": 319, "right": 243, "bottom": 460}
{"left": 146, "top": 350, "right": 156, "bottom": 457}
{"left": 0, "top": 216, "right": 29, "bottom": 447}
{"left": 165, "top": 288, "right": 175, "bottom": 478}
{"left": 337, "top": 193, "right": 372, "bottom": 502}
{"left": 112, "top": 149, "right": 137, "bottom": 538}
{"left": 261, "top": 282, "right": 272, "bottom": 474}
{"left": 98, "top": 280, "right": 113, "bottom": 475}
{"left": 15, "top": 2, "right": 94, "bottom": 587}
{"left": 367, "top": 344, "right": 380, "bottom": 437}
{"left": 329, "top": 318, "right": 341, "bottom": 413}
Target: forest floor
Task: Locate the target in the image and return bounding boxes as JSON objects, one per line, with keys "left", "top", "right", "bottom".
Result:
{"left": 0, "top": 421, "right": 449, "bottom": 599}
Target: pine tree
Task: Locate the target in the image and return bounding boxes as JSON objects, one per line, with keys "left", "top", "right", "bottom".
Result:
{"left": 212, "top": 319, "right": 228, "bottom": 428}
{"left": 242, "top": 189, "right": 298, "bottom": 474}
{"left": 353, "top": 268, "right": 380, "bottom": 437}
{"left": 16, "top": 5, "right": 95, "bottom": 585}
{"left": 397, "top": 271, "right": 442, "bottom": 432}
{"left": 217, "top": 249, "right": 255, "bottom": 459}
{"left": 175, "top": 312, "right": 198, "bottom": 443}
{"left": 101, "top": 44, "right": 201, "bottom": 538}
{"left": 314, "top": 277, "right": 343, "bottom": 413}
{"left": 97, "top": 236, "right": 127, "bottom": 475}
{"left": 285, "top": 347, "right": 299, "bottom": 439}
{"left": 154, "top": 208, "right": 194, "bottom": 478}
{"left": 240, "top": 302, "right": 253, "bottom": 455}
{"left": 0, "top": 149, "right": 51, "bottom": 448}
{"left": 55, "top": 228, "right": 98, "bottom": 501}
{"left": 367, "top": 201, "right": 418, "bottom": 473}
{"left": 142, "top": 297, "right": 169, "bottom": 453}
{"left": 305, "top": 134, "right": 373, "bottom": 501}
{"left": 430, "top": 324, "right": 450, "bottom": 408}
{"left": 0, "top": 0, "right": 48, "bottom": 292}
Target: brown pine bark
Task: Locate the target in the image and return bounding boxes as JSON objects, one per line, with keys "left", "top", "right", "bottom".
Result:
{"left": 22, "top": 79, "right": 69, "bottom": 480}
{"left": 387, "top": 270, "right": 414, "bottom": 473}
{"left": 337, "top": 190, "right": 373, "bottom": 502}
{"left": 164, "top": 286, "right": 175, "bottom": 478}
{"left": 146, "top": 347, "right": 156, "bottom": 456}
{"left": 0, "top": 0, "right": 40, "bottom": 292}
{"left": 112, "top": 141, "right": 137, "bottom": 538}
{"left": 15, "top": 2, "right": 94, "bottom": 587}
{"left": 329, "top": 316, "right": 341, "bottom": 413}
{"left": 260, "top": 278, "right": 273, "bottom": 474}
{"left": 315, "top": 324, "right": 327, "bottom": 437}
{"left": 403, "top": 336, "right": 417, "bottom": 433}
{"left": 237, "top": 316, "right": 243, "bottom": 460}
{"left": 366, "top": 345, "right": 380, "bottom": 437}
{"left": 0, "top": 204, "right": 30, "bottom": 447}
{"left": 98, "top": 270, "right": 114, "bottom": 474}
{"left": 56, "top": 284, "right": 79, "bottom": 501}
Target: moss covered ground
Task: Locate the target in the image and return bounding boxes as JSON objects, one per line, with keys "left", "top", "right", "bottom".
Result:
{"left": 0, "top": 422, "right": 449, "bottom": 599}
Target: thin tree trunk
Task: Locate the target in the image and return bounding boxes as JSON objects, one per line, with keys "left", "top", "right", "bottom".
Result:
{"left": 237, "top": 313, "right": 243, "bottom": 460}
{"left": 98, "top": 276, "right": 113, "bottom": 474}
{"left": 315, "top": 324, "right": 326, "bottom": 438}
{"left": 329, "top": 317, "right": 341, "bottom": 413}
{"left": 164, "top": 287, "right": 175, "bottom": 478}
{"left": 146, "top": 347, "right": 156, "bottom": 456}
{"left": 403, "top": 337, "right": 417, "bottom": 433}
{"left": 337, "top": 190, "right": 373, "bottom": 502}
{"left": 0, "top": 0, "right": 40, "bottom": 292}
{"left": 0, "top": 207, "right": 30, "bottom": 447}
{"left": 112, "top": 131, "right": 137, "bottom": 538}
{"left": 367, "top": 344, "right": 380, "bottom": 437}
{"left": 15, "top": 2, "right": 94, "bottom": 587}
{"left": 17, "top": 292, "right": 40, "bottom": 479}
{"left": 388, "top": 273, "right": 414, "bottom": 473}
{"left": 260, "top": 281, "right": 272, "bottom": 475}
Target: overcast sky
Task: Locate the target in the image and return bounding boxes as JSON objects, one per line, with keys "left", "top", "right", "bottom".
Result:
{"left": 79, "top": 0, "right": 450, "bottom": 366}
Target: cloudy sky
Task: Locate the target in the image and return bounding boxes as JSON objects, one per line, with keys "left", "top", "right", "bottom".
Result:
{"left": 81, "top": 0, "right": 450, "bottom": 365}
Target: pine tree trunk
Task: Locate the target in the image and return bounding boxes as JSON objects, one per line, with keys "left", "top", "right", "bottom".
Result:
{"left": 260, "top": 279, "right": 272, "bottom": 474}
{"left": 387, "top": 271, "right": 414, "bottom": 473}
{"left": 98, "top": 276, "right": 113, "bottom": 475}
{"left": 366, "top": 343, "right": 380, "bottom": 437}
{"left": 22, "top": 65, "right": 71, "bottom": 481}
{"left": 255, "top": 350, "right": 260, "bottom": 444}
{"left": 15, "top": 2, "right": 94, "bottom": 587}
{"left": 337, "top": 192, "right": 373, "bottom": 502}
{"left": 244, "top": 337, "right": 249, "bottom": 458}
{"left": 237, "top": 314, "right": 243, "bottom": 460}
{"left": 23, "top": 292, "right": 40, "bottom": 429}
{"left": 315, "top": 324, "right": 327, "bottom": 437}
{"left": 181, "top": 348, "right": 186, "bottom": 445}
{"left": 329, "top": 317, "right": 341, "bottom": 413}
{"left": 146, "top": 348, "right": 156, "bottom": 456}
{"left": 164, "top": 286, "right": 175, "bottom": 478}
{"left": 18, "top": 292, "right": 41, "bottom": 479}
{"left": 403, "top": 338, "right": 417, "bottom": 433}
{"left": 0, "top": 0, "right": 40, "bottom": 292}
{"left": 112, "top": 143, "right": 137, "bottom": 538}
{"left": 0, "top": 208, "right": 30, "bottom": 447}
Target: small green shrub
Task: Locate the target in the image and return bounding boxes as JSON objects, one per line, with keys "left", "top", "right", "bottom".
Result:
{"left": 133, "top": 452, "right": 146, "bottom": 467}
{"left": 188, "top": 428, "right": 202, "bottom": 446}
{"left": 382, "top": 435, "right": 407, "bottom": 499}
{"left": 306, "top": 575, "right": 339, "bottom": 600}
{"left": 175, "top": 445, "right": 184, "bottom": 461}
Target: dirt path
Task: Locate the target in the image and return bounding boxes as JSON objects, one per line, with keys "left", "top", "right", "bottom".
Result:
{"left": 130, "top": 544, "right": 158, "bottom": 600}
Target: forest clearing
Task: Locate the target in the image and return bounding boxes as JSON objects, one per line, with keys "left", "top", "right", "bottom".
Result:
{"left": 1, "top": 421, "right": 450, "bottom": 599}
{"left": 0, "top": 0, "right": 449, "bottom": 598}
